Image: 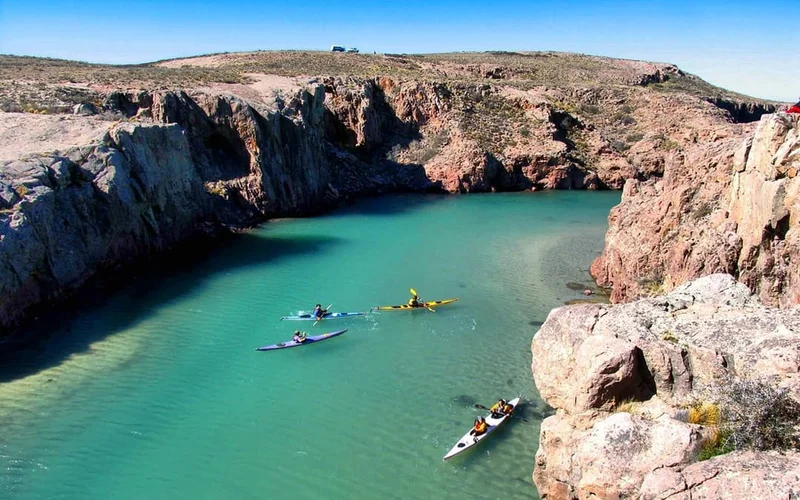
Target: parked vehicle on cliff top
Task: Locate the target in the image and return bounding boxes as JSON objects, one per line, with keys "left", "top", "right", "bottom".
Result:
{"left": 347, "top": 47, "right": 359, "bottom": 53}
{"left": 330, "top": 45, "right": 345, "bottom": 52}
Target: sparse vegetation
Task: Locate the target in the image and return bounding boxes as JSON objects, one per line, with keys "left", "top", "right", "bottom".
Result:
{"left": 688, "top": 402, "right": 721, "bottom": 426}
{"left": 693, "top": 202, "right": 714, "bottom": 220}
{"left": 0, "top": 51, "right": 774, "bottom": 117}
{"left": 551, "top": 99, "right": 577, "bottom": 114}
{"left": 204, "top": 182, "right": 228, "bottom": 198}
{"left": 389, "top": 128, "right": 450, "bottom": 164}
{"left": 661, "top": 331, "right": 678, "bottom": 343}
{"left": 683, "top": 377, "right": 800, "bottom": 461}
{"left": 653, "top": 133, "right": 681, "bottom": 151}
{"left": 715, "top": 377, "right": 800, "bottom": 452}
{"left": 614, "top": 398, "right": 641, "bottom": 414}
{"left": 626, "top": 132, "right": 644, "bottom": 143}
{"left": 638, "top": 276, "right": 664, "bottom": 295}
{"left": 455, "top": 88, "right": 528, "bottom": 152}
{"left": 697, "top": 427, "right": 734, "bottom": 461}
{"left": 610, "top": 140, "right": 630, "bottom": 153}
{"left": 614, "top": 113, "right": 636, "bottom": 126}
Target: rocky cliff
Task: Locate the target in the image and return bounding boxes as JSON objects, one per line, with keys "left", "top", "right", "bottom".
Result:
{"left": 592, "top": 113, "right": 799, "bottom": 307}
{"left": 531, "top": 274, "right": 800, "bottom": 499}
{"left": 2, "top": 51, "right": 774, "bottom": 339}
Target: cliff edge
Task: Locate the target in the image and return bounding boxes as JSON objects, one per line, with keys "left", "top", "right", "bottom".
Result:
{"left": 1, "top": 52, "right": 775, "bottom": 339}
{"left": 592, "top": 113, "right": 800, "bottom": 307}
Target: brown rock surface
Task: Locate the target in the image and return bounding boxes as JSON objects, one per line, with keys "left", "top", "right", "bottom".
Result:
{"left": 531, "top": 274, "right": 800, "bottom": 499}
{"left": 593, "top": 113, "right": 800, "bottom": 307}
{"left": 641, "top": 451, "right": 800, "bottom": 500}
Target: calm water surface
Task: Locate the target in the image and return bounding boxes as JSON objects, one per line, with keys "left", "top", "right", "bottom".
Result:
{"left": 1, "top": 192, "right": 619, "bottom": 499}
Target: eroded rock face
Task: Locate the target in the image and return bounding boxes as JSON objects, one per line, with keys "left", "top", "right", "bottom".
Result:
{"left": 531, "top": 274, "right": 800, "bottom": 499}
{"left": 0, "top": 87, "right": 345, "bottom": 335}
{"left": 0, "top": 74, "right": 771, "bottom": 336}
{"left": 641, "top": 451, "right": 800, "bottom": 500}
{"left": 593, "top": 113, "right": 800, "bottom": 307}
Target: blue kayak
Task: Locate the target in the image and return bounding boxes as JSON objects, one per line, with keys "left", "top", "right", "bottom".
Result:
{"left": 280, "top": 312, "right": 365, "bottom": 321}
{"left": 255, "top": 329, "right": 348, "bottom": 351}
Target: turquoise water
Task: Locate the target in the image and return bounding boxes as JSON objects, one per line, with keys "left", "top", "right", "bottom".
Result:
{"left": 0, "top": 192, "right": 619, "bottom": 499}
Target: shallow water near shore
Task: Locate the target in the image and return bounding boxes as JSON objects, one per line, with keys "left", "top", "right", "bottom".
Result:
{"left": 0, "top": 191, "right": 619, "bottom": 499}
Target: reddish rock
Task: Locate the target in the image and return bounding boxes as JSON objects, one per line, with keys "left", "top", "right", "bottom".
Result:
{"left": 592, "top": 113, "right": 800, "bottom": 307}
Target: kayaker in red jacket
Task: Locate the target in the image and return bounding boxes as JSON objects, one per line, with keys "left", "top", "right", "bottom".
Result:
{"left": 470, "top": 417, "right": 488, "bottom": 437}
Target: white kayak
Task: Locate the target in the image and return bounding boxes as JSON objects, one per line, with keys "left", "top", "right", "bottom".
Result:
{"left": 443, "top": 396, "right": 521, "bottom": 461}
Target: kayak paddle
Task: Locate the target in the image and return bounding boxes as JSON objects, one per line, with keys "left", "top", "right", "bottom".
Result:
{"left": 312, "top": 303, "right": 333, "bottom": 326}
{"left": 410, "top": 288, "right": 435, "bottom": 312}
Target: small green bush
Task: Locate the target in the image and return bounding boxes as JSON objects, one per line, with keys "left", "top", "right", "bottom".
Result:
{"left": 661, "top": 331, "right": 678, "bottom": 343}
{"left": 610, "top": 140, "right": 630, "bottom": 153}
{"left": 626, "top": 133, "right": 644, "bottom": 143}
{"left": 579, "top": 103, "right": 600, "bottom": 115}
{"left": 698, "top": 428, "right": 734, "bottom": 461}
{"left": 614, "top": 398, "right": 641, "bottom": 414}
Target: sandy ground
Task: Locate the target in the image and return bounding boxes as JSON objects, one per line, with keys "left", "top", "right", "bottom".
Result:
{"left": 199, "top": 73, "right": 307, "bottom": 110}
{"left": 0, "top": 112, "right": 113, "bottom": 162}
{"left": 156, "top": 52, "right": 263, "bottom": 68}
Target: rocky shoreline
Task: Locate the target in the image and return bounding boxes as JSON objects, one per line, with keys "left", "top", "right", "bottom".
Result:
{"left": 531, "top": 274, "right": 800, "bottom": 498}
{"left": 2, "top": 56, "right": 775, "bottom": 341}
{"left": 1, "top": 51, "right": 797, "bottom": 498}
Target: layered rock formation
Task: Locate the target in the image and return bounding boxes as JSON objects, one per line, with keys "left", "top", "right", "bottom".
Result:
{"left": 3, "top": 58, "right": 772, "bottom": 338}
{"left": 592, "top": 113, "right": 799, "bottom": 307}
{"left": 0, "top": 89, "right": 328, "bottom": 333}
{"left": 531, "top": 274, "right": 800, "bottom": 499}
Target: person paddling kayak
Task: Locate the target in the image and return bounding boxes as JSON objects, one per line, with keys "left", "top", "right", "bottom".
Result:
{"left": 293, "top": 331, "right": 308, "bottom": 343}
{"left": 313, "top": 304, "right": 327, "bottom": 321}
{"left": 469, "top": 417, "right": 488, "bottom": 439}
{"left": 490, "top": 399, "right": 513, "bottom": 418}
{"left": 408, "top": 293, "right": 422, "bottom": 307}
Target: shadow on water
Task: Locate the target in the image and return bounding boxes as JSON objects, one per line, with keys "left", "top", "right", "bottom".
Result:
{"left": 0, "top": 232, "right": 344, "bottom": 384}
{"left": 453, "top": 395, "right": 478, "bottom": 407}
{"left": 335, "top": 193, "right": 447, "bottom": 217}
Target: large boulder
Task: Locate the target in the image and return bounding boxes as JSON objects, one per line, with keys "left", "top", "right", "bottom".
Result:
{"left": 532, "top": 274, "right": 800, "bottom": 414}
{"left": 531, "top": 274, "right": 800, "bottom": 498}
{"left": 535, "top": 411, "right": 706, "bottom": 500}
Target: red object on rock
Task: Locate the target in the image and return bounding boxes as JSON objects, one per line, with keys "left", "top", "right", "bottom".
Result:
{"left": 788, "top": 102, "right": 800, "bottom": 114}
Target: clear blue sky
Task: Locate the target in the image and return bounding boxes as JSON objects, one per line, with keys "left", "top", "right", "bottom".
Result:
{"left": 1, "top": 0, "right": 797, "bottom": 101}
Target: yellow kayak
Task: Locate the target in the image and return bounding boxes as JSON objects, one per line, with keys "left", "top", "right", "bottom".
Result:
{"left": 372, "top": 298, "right": 460, "bottom": 311}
